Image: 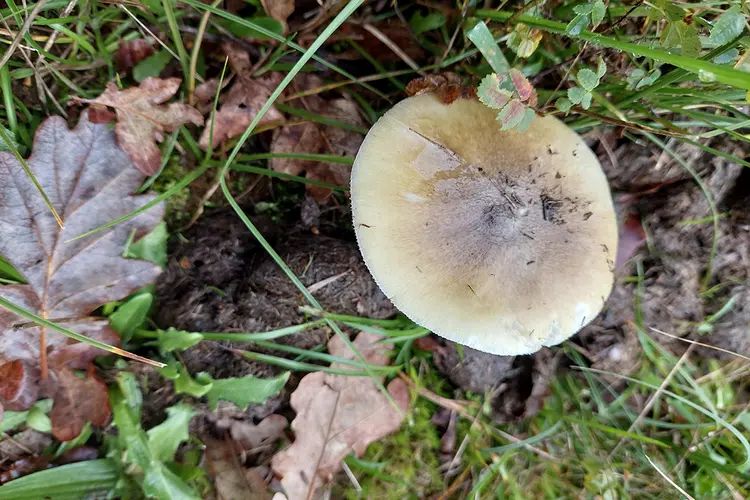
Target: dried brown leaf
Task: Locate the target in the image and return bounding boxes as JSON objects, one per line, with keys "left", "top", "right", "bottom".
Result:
{"left": 0, "top": 112, "right": 164, "bottom": 438}
{"left": 271, "top": 332, "right": 409, "bottom": 499}
{"left": 46, "top": 367, "right": 110, "bottom": 442}
{"left": 260, "top": 0, "right": 294, "bottom": 30}
{"left": 75, "top": 77, "right": 204, "bottom": 175}
{"left": 230, "top": 414, "right": 288, "bottom": 451}
{"left": 205, "top": 437, "right": 273, "bottom": 500}
{"left": 115, "top": 39, "right": 154, "bottom": 71}
{"left": 270, "top": 98, "right": 363, "bottom": 201}
{"left": 199, "top": 46, "right": 284, "bottom": 150}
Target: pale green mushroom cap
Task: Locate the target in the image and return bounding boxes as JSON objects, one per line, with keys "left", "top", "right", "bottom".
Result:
{"left": 351, "top": 93, "right": 618, "bottom": 356}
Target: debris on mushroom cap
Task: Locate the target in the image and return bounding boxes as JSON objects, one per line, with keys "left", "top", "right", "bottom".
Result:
{"left": 350, "top": 93, "right": 618, "bottom": 356}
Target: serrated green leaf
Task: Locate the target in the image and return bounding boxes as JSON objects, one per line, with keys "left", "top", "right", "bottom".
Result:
{"left": 649, "top": 0, "right": 684, "bottom": 22}
{"left": 577, "top": 68, "right": 599, "bottom": 90}
{"left": 173, "top": 364, "right": 213, "bottom": 397}
{"left": 147, "top": 404, "right": 195, "bottom": 462}
{"left": 133, "top": 50, "right": 172, "bottom": 83}
{"left": 597, "top": 58, "right": 607, "bottom": 78}
{"left": 708, "top": 6, "right": 745, "bottom": 46}
{"left": 517, "top": 108, "right": 536, "bottom": 133}
{"left": 477, "top": 73, "right": 513, "bottom": 109}
{"left": 154, "top": 327, "right": 204, "bottom": 354}
{"left": 143, "top": 461, "right": 200, "bottom": 500}
{"left": 591, "top": 0, "right": 606, "bottom": 25}
{"left": 581, "top": 92, "right": 593, "bottom": 110}
{"left": 109, "top": 293, "right": 153, "bottom": 343}
{"left": 496, "top": 100, "right": 526, "bottom": 131}
{"left": 556, "top": 98, "right": 573, "bottom": 113}
{"left": 661, "top": 20, "right": 700, "bottom": 58}
{"left": 410, "top": 11, "right": 446, "bottom": 34}
{"left": 26, "top": 405, "right": 52, "bottom": 432}
{"left": 125, "top": 221, "right": 168, "bottom": 268}
{"left": 567, "top": 86, "right": 586, "bottom": 104}
{"left": 0, "top": 459, "right": 118, "bottom": 500}
{"left": 566, "top": 14, "right": 589, "bottom": 36}
{"left": 573, "top": 4, "right": 593, "bottom": 15}
{"left": 197, "top": 371, "right": 290, "bottom": 410}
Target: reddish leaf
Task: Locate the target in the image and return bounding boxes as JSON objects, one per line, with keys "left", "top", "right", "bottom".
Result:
{"left": 0, "top": 112, "right": 164, "bottom": 434}
{"left": 271, "top": 332, "right": 409, "bottom": 499}
{"left": 0, "top": 361, "right": 37, "bottom": 411}
{"left": 46, "top": 367, "right": 110, "bottom": 442}
{"left": 87, "top": 105, "right": 116, "bottom": 124}
{"left": 74, "top": 78, "right": 204, "bottom": 175}
{"left": 115, "top": 39, "right": 154, "bottom": 71}
{"left": 497, "top": 99, "right": 527, "bottom": 130}
{"left": 616, "top": 212, "right": 646, "bottom": 268}
{"left": 406, "top": 74, "right": 476, "bottom": 105}
{"left": 199, "top": 45, "right": 284, "bottom": 150}
{"left": 510, "top": 68, "right": 535, "bottom": 104}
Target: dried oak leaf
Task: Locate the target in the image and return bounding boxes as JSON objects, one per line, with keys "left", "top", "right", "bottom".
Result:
{"left": 199, "top": 45, "right": 284, "bottom": 150}
{"left": 270, "top": 97, "right": 364, "bottom": 201}
{"left": 204, "top": 437, "right": 274, "bottom": 500}
{"left": 271, "top": 332, "right": 409, "bottom": 499}
{"left": 75, "top": 77, "right": 203, "bottom": 175}
{"left": 405, "top": 73, "right": 476, "bottom": 105}
{"left": 0, "top": 112, "right": 164, "bottom": 440}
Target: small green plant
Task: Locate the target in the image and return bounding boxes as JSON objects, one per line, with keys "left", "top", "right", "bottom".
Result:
{"left": 477, "top": 70, "right": 538, "bottom": 131}
{"left": 566, "top": 0, "right": 606, "bottom": 35}
{"left": 556, "top": 59, "right": 607, "bottom": 113}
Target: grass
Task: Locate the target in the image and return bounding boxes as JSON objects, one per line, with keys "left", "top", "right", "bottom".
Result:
{"left": 1, "top": 0, "right": 749, "bottom": 498}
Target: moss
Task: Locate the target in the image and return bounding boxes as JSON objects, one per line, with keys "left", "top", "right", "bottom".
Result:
{"left": 341, "top": 400, "right": 443, "bottom": 499}
{"left": 152, "top": 156, "right": 191, "bottom": 226}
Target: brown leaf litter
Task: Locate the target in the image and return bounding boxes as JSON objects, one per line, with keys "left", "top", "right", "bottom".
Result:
{"left": 260, "top": 0, "right": 295, "bottom": 32}
{"left": 270, "top": 75, "right": 366, "bottom": 201}
{"left": 115, "top": 38, "right": 154, "bottom": 72}
{"left": 199, "top": 44, "right": 285, "bottom": 150}
{"left": 271, "top": 331, "right": 409, "bottom": 499}
{"left": 74, "top": 77, "right": 203, "bottom": 175}
{"left": 0, "top": 112, "right": 164, "bottom": 440}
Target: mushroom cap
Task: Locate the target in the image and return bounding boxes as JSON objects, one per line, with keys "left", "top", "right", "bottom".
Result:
{"left": 350, "top": 93, "right": 618, "bottom": 356}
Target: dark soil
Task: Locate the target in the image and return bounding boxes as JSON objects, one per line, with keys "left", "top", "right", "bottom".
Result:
{"left": 146, "top": 208, "right": 395, "bottom": 427}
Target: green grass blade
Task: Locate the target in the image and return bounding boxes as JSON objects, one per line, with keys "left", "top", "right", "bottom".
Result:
{"left": 66, "top": 162, "right": 212, "bottom": 242}
{"left": 0, "top": 459, "right": 118, "bottom": 499}
{"left": 0, "top": 295, "right": 164, "bottom": 368}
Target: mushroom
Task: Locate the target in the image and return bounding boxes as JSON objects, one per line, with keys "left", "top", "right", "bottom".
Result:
{"left": 350, "top": 93, "right": 618, "bottom": 356}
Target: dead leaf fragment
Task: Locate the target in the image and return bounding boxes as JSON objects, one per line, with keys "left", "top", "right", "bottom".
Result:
{"left": 75, "top": 77, "right": 203, "bottom": 175}
{"left": 271, "top": 332, "right": 409, "bottom": 499}
{"left": 199, "top": 45, "right": 284, "bottom": 150}
{"left": 46, "top": 367, "right": 110, "bottom": 442}
{"left": 116, "top": 39, "right": 154, "bottom": 71}
{"left": 260, "top": 0, "right": 294, "bottom": 31}
{"left": 205, "top": 437, "right": 273, "bottom": 500}
{"left": 230, "top": 414, "right": 288, "bottom": 451}
{"left": 270, "top": 97, "right": 363, "bottom": 201}
{"left": 0, "top": 112, "right": 164, "bottom": 438}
